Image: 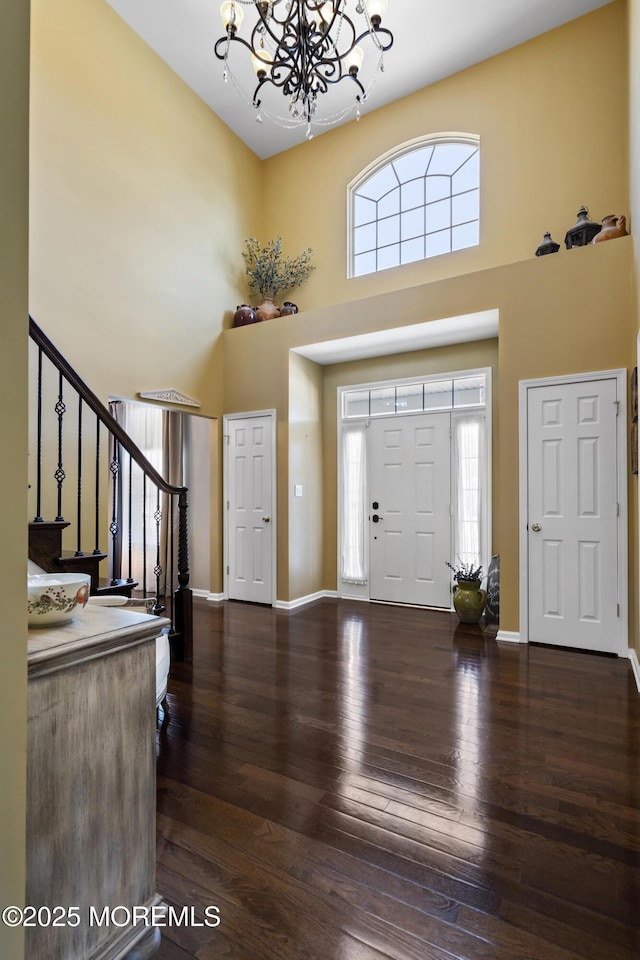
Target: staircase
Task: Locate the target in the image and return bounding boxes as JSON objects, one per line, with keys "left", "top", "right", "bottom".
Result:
{"left": 28, "top": 317, "right": 193, "bottom": 661}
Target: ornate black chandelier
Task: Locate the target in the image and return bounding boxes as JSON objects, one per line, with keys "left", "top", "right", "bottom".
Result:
{"left": 214, "top": 1, "right": 393, "bottom": 135}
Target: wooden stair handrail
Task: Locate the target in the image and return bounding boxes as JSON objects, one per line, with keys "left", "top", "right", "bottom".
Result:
{"left": 29, "top": 316, "right": 187, "bottom": 497}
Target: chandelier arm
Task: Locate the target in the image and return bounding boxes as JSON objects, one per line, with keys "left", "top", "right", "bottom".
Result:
{"left": 255, "top": 63, "right": 365, "bottom": 98}
{"left": 352, "top": 26, "right": 394, "bottom": 53}
{"left": 214, "top": 31, "right": 263, "bottom": 62}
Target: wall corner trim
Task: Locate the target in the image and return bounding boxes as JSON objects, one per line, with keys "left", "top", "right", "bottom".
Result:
{"left": 206, "top": 593, "right": 225, "bottom": 603}
{"left": 274, "top": 590, "right": 338, "bottom": 611}
{"left": 496, "top": 630, "right": 524, "bottom": 643}
{"left": 629, "top": 648, "right": 640, "bottom": 694}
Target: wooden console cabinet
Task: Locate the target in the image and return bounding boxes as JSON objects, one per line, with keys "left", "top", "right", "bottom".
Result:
{"left": 27, "top": 606, "right": 169, "bottom": 960}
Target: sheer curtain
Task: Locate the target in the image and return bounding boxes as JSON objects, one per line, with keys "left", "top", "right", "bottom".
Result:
{"left": 109, "top": 402, "right": 184, "bottom": 593}
{"left": 340, "top": 425, "right": 367, "bottom": 585}
{"left": 453, "top": 412, "right": 485, "bottom": 570}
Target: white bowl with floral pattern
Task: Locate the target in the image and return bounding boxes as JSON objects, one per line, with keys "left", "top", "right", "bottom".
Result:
{"left": 27, "top": 573, "right": 91, "bottom": 628}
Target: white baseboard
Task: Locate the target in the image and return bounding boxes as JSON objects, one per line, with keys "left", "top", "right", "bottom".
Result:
{"left": 496, "top": 630, "right": 524, "bottom": 643}
{"left": 191, "top": 589, "right": 210, "bottom": 599}
{"left": 206, "top": 592, "right": 225, "bottom": 603}
{"left": 629, "top": 648, "right": 640, "bottom": 694}
{"left": 274, "top": 590, "right": 337, "bottom": 611}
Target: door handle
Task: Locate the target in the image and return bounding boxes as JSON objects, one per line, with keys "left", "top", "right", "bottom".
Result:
{"left": 262, "top": 516, "right": 271, "bottom": 523}
{"left": 531, "top": 522, "right": 542, "bottom": 532}
{"left": 372, "top": 514, "right": 383, "bottom": 523}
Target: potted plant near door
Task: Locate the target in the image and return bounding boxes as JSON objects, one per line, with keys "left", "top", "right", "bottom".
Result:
{"left": 446, "top": 558, "right": 485, "bottom": 624}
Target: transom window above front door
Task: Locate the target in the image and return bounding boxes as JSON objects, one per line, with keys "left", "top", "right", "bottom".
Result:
{"left": 348, "top": 135, "right": 480, "bottom": 278}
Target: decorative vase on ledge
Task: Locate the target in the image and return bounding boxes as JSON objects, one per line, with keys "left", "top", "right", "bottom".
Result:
{"left": 233, "top": 304, "right": 256, "bottom": 327}
{"left": 255, "top": 297, "right": 280, "bottom": 322}
{"left": 592, "top": 214, "right": 627, "bottom": 243}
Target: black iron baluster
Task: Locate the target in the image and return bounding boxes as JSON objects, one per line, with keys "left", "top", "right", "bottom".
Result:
{"left": 75, "top": 396, "right": 83, "bottom": 555}
{"left": 153, "top": 487, "right": 164, "bottom": 615}
{"left": 93, "top": 418, "right": 101, "bottom": 555}
{"left": 127, "top": 455, "right": 134, "bottom": 583}
{"left": 54, "top": 371, "right": 66, "bottom": 521}
{"left": 110, "top": 438, "right": 120, "bottom": 584}
{"left": 142, "top": 474, "right": 147, "bottom": 596}
{"left": 34, "top": 347, "right": 44, "bottom": 523}
{"left": 169, "top": 495, "right": 175, "bottom": 629}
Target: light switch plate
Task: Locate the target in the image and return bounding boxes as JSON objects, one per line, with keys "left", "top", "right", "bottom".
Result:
{"left": 294, "top": 484, "right": 303, "bottom": 497}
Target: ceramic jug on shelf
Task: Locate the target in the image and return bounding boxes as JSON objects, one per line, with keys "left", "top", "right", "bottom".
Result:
{"left": 592, "top": 214, "right": 628, "bottom": 243}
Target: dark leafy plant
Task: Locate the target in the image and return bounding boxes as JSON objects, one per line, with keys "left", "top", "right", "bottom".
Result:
{"left": 242, "top": 235, "right": 315, "bottom": 301}
{"left": 445, "top": 558, "right": 483, "bottom": 582}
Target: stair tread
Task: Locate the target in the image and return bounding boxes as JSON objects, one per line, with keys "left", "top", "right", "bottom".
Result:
{"left": 94, "top": 580, "right": 139, "bottom": 598}
{"left": 29, "top": 520, "right": 71, "bottom": 530}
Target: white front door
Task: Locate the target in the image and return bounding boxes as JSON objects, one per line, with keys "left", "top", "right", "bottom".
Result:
{"left": 527, "top": 378, "right": 619, "bottom": 653}
{"left": 369, "top": 413, "right": 451, "bottom": 607}
{"left": 228, "top": 415, "right": 274, "bottom": 604}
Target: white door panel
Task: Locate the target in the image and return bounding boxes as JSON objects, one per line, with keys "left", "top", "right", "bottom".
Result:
{"left": 369, "top": 413, "right": 450, "bottom": 607}
{"left": 228, "top": 416, "right": 273, "bottom": 603}
{"left": 527, "top": 379, "right": 618, "bottom": 653}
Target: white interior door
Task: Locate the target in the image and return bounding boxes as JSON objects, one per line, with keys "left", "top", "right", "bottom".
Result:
{"left": 228, "top": 415, "right": 274, "bottom": 604}
{"left": 369, "top": 413, "right": 451, "bottom": 606}
{"left": 527, "top": 379, "right": 619, "bottom": 653}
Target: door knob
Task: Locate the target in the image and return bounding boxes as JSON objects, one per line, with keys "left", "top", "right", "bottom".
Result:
{"left": 262, "top": 516, "right": 271, "bottom": 523}
{"left": 372, "top": 514, "right": 383, "bottom": 523}
{"left": 531, "top": 522, "right": 542, "bottom": 532}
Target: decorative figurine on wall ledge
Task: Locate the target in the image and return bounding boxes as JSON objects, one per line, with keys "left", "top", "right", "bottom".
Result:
{"left": 592, "top": 214, "right": 628, "bottom": 243}
{"left": 233, "top": 304, "right": 256, "bottom": 326}
{"left": 535, "top": 232, "right": 560, "bottom": 256}
{"left": 564, "top": 205, "right": 602, "bottom": 248}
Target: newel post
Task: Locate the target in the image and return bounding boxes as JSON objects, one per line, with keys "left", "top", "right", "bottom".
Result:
{"left": 174, "top": 490, "right": 193, "bottom": 662}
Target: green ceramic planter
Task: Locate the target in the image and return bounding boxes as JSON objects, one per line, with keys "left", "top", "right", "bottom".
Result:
{"left": 453, "top": 579, "right": 486, "bottom": 624}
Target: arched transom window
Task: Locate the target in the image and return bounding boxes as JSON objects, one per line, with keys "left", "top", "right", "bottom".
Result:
{"left": 349, "top": 136, "right": 480, "bottom": 278}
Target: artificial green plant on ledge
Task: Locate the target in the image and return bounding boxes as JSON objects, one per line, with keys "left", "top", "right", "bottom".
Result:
{"left": 242, "top": 235, "right": 315, "bottom": 304}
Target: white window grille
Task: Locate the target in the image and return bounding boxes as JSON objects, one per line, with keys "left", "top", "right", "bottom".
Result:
{"left": 349, "top": 136, "right": 480, "bottom": 278}
{"left": 342, "top": 373, "right": 485, "bottom": 420}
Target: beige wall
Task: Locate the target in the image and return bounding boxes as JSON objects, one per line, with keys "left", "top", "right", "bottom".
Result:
{"left": 29, "top": 0, "right": 263, "bottom": 417}
{"left": 322, "top": 340, "right": 499, "bottom": 590}
{"left": 0, "top": 0, "right": 29, "bottom": 956}
{"left": 289, "top": 354, "right": 324, "bottom": 599}
{"left": 263, "top": 2, "right": 628, "bottom": 314}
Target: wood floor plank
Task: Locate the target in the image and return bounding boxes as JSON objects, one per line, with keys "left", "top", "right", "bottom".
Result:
{"left": 156, "top": 598, "right": 640, "bottom": 960}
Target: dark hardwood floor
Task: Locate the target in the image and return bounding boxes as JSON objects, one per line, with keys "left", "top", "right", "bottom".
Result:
{"left": 155, "top": 597, "right": 640, "bottom": 960}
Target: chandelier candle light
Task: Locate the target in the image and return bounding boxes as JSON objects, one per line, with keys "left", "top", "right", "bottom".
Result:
{"left": 215, "top": 1, "right": 393, "bottom": 137}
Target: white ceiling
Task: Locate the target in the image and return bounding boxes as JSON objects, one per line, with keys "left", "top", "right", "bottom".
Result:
{"left": 106, "top": 0, "right": 613, "bottom": 159}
